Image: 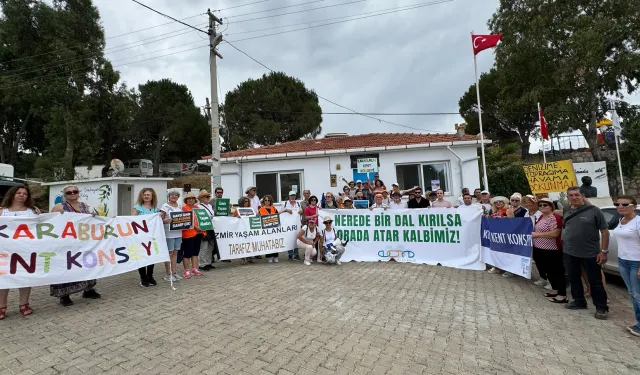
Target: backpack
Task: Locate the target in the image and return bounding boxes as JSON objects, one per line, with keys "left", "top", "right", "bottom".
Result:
{"left": 536, "top": 214, "right": 563, "bottom": 249}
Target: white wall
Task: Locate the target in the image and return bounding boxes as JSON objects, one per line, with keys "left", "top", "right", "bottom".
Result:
{"left": 220, "top": 146, "right": 482, "bottom": 205}
{"left": 74, "top": 165, "right": 104, "bottom": 180}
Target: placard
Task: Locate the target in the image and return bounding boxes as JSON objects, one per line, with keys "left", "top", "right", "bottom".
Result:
{"left": 353, "top": 200, "right": 370, "bottom": 209}
{"left": 193, "top": 208, "right": 213, "bottom": 230}
{"left": 214, "top": 198, "right": 230, "bottom": 216}
{"left": 523, "top": 160, "right": 577, "bottom": 194}
{"left": 431, "top": 180, "right": 441, "bottom": 191}
{"left": 260, "top": 213, "right": 281, "bottom": 229}
{"left": 237, "top": 208, "right": 256, "bottom": 217}
{"left": 357, "top": 158, "right": 378, "bottom": 173}
{"left": 169, "top": 211, "right": 193, "bottom": 230}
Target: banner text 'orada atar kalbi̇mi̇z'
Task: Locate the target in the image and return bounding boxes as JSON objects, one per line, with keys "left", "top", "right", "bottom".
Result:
{"left": 481, "top": 217, "right": 533, "bottom": 278}
{"left": 318, "top": 208, "right": 485, "bottom": 270}
{"left": 213, "top": 213, "right": 300, "bottom": 260}
{"left": 0, "top": 213, "right": 169, "bottom": 289}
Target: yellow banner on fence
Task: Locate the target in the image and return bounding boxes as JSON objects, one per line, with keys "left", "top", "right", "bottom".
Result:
{"left": 523, "top": 160, "right": 578, "bottom": 194}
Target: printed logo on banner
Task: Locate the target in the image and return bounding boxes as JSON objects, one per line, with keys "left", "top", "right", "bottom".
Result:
{"left": 260, "top": 214, "right": 281, "bottom": 229}
{"left": 377, "top": 247, "right": 416, "bottom": 262}
{"left": 248, "top": 217, "right": 262, "bottom": 230}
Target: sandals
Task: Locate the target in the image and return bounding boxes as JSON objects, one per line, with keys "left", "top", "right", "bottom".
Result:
{"left": 544, "top": 293, "right": 558, "bottom": 298}
{"left": 0, "top": 306, "right": 6, "bottom": 320}
{"left": 19, "top": 303, "right": 33, "bottom": 317}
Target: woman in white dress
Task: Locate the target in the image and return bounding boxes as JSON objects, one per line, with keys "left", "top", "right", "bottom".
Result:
{"left": 0, "top": 185, "right": 40, "bottom": 319}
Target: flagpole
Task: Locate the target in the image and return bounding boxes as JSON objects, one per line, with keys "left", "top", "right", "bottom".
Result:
{"left": 612, "top": 102, "right": 625, "bottom": 194}
{"left": 474, "top": 54, "right": 489, "bottom": 191}
{"left": 537, "top": 102, "right": 546, "bottom": 164}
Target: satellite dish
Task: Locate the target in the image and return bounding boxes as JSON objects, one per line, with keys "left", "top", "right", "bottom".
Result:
{"left": 110, "top": 159, "right": 125, "bottom": 176}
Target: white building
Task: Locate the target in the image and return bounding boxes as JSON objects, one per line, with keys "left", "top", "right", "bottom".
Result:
{"left": 42, "top": 177, "right": 172, "bottom": 216}
{"left": 200, "top": 132, "right": 488, "bottom": 206}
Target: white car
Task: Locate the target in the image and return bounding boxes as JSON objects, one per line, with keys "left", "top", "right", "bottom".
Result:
{"left": 599, "top": 204, "right": 640, "bottom": 275}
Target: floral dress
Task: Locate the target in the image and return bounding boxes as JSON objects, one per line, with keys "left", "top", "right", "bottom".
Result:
{"left": 49, "top": 201, "right": 97, "bottom": 297}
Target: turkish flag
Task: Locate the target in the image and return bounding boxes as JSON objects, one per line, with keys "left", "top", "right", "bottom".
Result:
{"left": 539, "top": 107, "right": 549, "bottom": 140}
{"left": 471, "top": 34, "right": 503, "bottom": 55}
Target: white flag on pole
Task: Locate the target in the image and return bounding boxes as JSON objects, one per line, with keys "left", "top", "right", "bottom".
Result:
{"left": 612, "top": 107, "right": 622, "bottom": 137}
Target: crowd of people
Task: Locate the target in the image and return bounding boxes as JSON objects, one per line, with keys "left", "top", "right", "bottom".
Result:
{"left": 1, "top": 180, "right": 639, "bottom": 339}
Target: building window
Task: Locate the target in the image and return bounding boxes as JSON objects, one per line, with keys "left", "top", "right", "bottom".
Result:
{"left": 255, "top": 171, "right": 302, "bottom": 203}
{"left": 395, "top": 162, "right": 450, "bottom": 193}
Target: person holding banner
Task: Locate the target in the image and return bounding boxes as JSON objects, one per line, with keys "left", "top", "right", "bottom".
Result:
{"left": 259, "top": 195, "right": 280, "bottom": 263}
{"left": 181, "top": 192, "right": 203, "bottom": 279}
{"left": 304, "top": 195, "right": 320, "bottom": 221}
{"left": 297, "top": 218, "right": 320, "bottom": 266}
{"left": 160, "top": 189, "right": 183, "bottom": 282}
{"left": 197, "top": 190, "right": 218, "bottom": 271}
{"left": 612, "top": 195, "right": 640, "bottom": 336}
{"left": 282, "top": 191, "right": 303, "bottom": 261}
{"left": 532, "top": 198, "right": 567, "bottom": 303}
{"left": 0, "top": 185, "right": 40, "bottom": 319}
{"left": 50, "top": 184, "right": 101, "bottom": 307}
{"left": 235, "top": 197, "right": 256, "bottom": 264}
{"left": 389, "top": 191, "right": 407, "bottom": 209}
{"left": 132, "top": 188, "right": 160, "bottom": 287}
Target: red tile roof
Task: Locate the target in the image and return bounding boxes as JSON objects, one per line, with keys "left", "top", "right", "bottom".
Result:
{"left": 203, "top": 133, "right": 481, "bottom": 159}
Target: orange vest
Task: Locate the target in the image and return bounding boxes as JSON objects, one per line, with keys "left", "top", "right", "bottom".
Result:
{"left": 182, "top": 204, "right": 204, "bottom": 238}
{"left": 258, "top": 206, "right": 277, "bottom": 216}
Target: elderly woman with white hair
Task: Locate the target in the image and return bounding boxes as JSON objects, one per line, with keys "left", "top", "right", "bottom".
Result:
{"left": 159, "top": 189, "right": 183, "bottom": 282}
{"left": 50, "top": 185, "right": 101, "bottom": 306}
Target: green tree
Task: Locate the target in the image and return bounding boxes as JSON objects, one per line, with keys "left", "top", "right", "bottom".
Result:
{"left": 484, "top": 143, "right": 532, "bottom": 196}
{"left": 489, "top": 0, "right": 640, "bottom": 161}
{"left": 133, "top": 79, "right": 209, "bottom": 175}
{"left": 221, "top": 71, "right": 322, "bottom": 151}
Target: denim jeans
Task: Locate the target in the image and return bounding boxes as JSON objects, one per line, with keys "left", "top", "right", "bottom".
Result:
{"left": 288, "top": 249, "right": 300, "bottom": 259}
{"left": 618, "top": 258, "right": 640, "bottom": 328}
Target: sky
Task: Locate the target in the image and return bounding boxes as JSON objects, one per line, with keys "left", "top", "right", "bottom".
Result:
{"left": 92, "top": 0, "right": 637, "bottom": 153}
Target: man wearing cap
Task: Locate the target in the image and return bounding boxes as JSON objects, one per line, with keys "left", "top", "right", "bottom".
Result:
{"left": 281, "top": 191, "right": 303, "bottom": 261}
{"left": 246, "top": 186, "right": 260, "bottom": 212}
{"left": 197, "top": 190, "right": 217, "bottom": 271}
{"left": 479, "top": 190, "right": 492, "bottom": 215}
{"left": 389, "top": 191, "right": 407, "bottom": 209}
{"left": 390, "top": 182, "right": 419, "bottom": 197}
{"left": 342, "top": 196, "right": 354, "bottom": 209}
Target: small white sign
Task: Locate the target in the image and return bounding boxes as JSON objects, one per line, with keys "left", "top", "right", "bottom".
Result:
{"left": 292, "top": 185, "right": 298, "bottom": 193}
{"left": 357, "top": 158, "right": 378, "bottom": 173}
{"left": 431, "top": 180, "right": 441, "bottom": 191}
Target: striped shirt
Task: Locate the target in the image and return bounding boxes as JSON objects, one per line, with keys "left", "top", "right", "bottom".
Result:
{"left": 533, "top": 215, "right": 559, "bottom": 250}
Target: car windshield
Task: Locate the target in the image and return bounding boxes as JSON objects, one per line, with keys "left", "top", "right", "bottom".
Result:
{"left": 602, "top": 207, "right": 640, "bottom": 230}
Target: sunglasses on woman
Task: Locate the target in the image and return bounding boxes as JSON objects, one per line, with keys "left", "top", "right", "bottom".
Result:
{"left": 65, "top": 190, "right": 79, "bottom": 195}
{"left": 538, "top": 203, "right": 550, "bottom": 207}
{"left": 614, "top": 203, "right": 633, "bottom": 207}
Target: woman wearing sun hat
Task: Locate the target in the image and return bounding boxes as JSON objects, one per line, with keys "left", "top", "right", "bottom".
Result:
{"left": 487, "top": 195, "right": 509, "bottom": 275}
{"left": 181, "top": 192, "right": 203, "bottom": 279}
{"left": 319, "top": 216, "right": 346, "bottom": 265}
{"left": 197, "top": 190, "right": 217, "bottom": 271}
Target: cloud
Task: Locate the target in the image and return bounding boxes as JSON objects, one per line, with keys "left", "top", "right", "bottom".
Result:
{"left": 94, "top": 0, "right": 501, "bottom": 137}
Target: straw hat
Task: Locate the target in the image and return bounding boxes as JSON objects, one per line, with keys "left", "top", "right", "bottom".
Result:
{"left": 322, "top": 216, "right": 333, "bottom": 224}
{"left": 197, "top": 190, "right": 211, "bottom": 199}
{"left": 183, "top": 192, "right": 197, "bottom": 202}
{"left": 490, "top": 196, "right": 508, "bottom": 205}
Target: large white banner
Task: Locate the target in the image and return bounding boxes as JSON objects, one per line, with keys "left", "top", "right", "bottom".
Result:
{"left": 213, "top": 213, "right": 300, "bottom": 259}
{"left": 0, "top": 213, "right": 169, "bottom": 288}
{"left": 318, "top": 208, "right": 485, "bottom": 270}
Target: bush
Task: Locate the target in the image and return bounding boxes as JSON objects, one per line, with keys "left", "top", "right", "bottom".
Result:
{"left": 483, "top": 143, "right": 532, "bottom": 197}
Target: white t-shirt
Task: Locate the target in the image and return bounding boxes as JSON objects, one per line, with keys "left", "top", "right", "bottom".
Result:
{"left": 281, "top": 200, "right": 301, "bottom": 214}
{"left": 300, "top": 225, "right": 318, "bottom": 242}
{"left": 249, "top": 195, "right": 261, "bottom": 212}
{"left": 612, "top": 216, "right": 640, "bottom": 261}
{"left": 388, "top": 201, "right": 407, "bottom": 209}
{"left": 160, "top": 202, "right": 183, "bottom": 239}
{"left": 323, "top": 228, "right": 336, "bottom": 245}
{"left": 525, "top": 210, "right": 543, "bottom": 227}
{"left": 456, "top": 196, "right": 465, "bottom": 206}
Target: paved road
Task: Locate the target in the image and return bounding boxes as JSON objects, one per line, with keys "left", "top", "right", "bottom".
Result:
{"left": 2, "top": 259, "right": 640, "bottom": 375}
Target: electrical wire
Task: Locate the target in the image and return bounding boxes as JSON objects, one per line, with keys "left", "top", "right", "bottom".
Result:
{"left": 224, "top": 40, "right": 447, "bottom": 133}
{"left": 226, "top": 0, "right": 453, "bottom": 43}
{"left": 225, "top": 0, "right": 326, "bottom": 19}
{"left": 2, "top": 24, "right": 208, "bottom": 78}
{"left": 131, "top": 0, "right": 208, "bottom": 34}
{"left": 227, "top": 0, "right": 451, "bottom": 37}
{"left": 230, "top": 0, "right": 367, "bottom": 24}
{"left": 0, "top": 44, "right": 208, "bottom": 90}
{"left": 214, "top": 0, "right": 272, "bottom": 12}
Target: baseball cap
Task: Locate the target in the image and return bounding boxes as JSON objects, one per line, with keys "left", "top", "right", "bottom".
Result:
{"left": 288, "top": 191, "right": 296, "bottom": 196}
{"left": 481, "top": 190, "right": 490, "bottom": 195}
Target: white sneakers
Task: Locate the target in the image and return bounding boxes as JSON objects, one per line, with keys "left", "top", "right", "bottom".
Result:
{"left": 304, "top": 260, "right": 311, "bottom": 266}
{"left": 336, "top": 260, "right": 342, "bottom": 266}
{"left": 274, "top": 258, "right": 279, "bottom": 263}
{"left": 267, "top": 258, "right": 273, "bottom": 263}
{"left": 534, "top": 279, "right": 549, "bottom": 287}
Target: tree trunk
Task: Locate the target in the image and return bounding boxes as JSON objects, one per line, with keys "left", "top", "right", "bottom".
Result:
{"left": 153, "top": 133, "right": 162, "bottom": 176}
{"left": 10, "top": 106, "right": 32, "bottom": 165}
{"left": 580, "top": 109, "right": 603, "bottom": 162}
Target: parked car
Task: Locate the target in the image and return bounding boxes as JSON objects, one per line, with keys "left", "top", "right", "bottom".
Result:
{"left": 599, "top": 204, "right": 640, "bottom": 275}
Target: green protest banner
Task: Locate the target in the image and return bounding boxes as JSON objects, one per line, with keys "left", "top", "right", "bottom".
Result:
{"left": 193, "top": 208, "right": 213, "bottom": 230}
{"left": 214, "top": 198, "right": 230, "bottom": 216}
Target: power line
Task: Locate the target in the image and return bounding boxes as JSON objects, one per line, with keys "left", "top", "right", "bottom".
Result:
{"left": 1, "top": 24, "right": 207, "bottom": 79}
{"left": 215, "top": 0, "right": 272, "bottom": 12}
{"left": 225, "top": 0, "right": 326, "bottom": 19}
{"left": 230, "top": 0, "right": 367, "bottom": 24}
{"left": 224, "top": 40, "right": 445, "bottom": 133}
{"left": 108, "top": 14, "right": 205, "bottom": 40}
{"left": 0, "top": 44, "right": 208, "bottom": 90}
{"left": 226, "top": 0, "right": 454, "bottom": 42}
{"left": 131, "top": 0, "right": 208, "bottom": 34}
{"left": 227, "top": 0, "right": 451, "bottom": 37}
